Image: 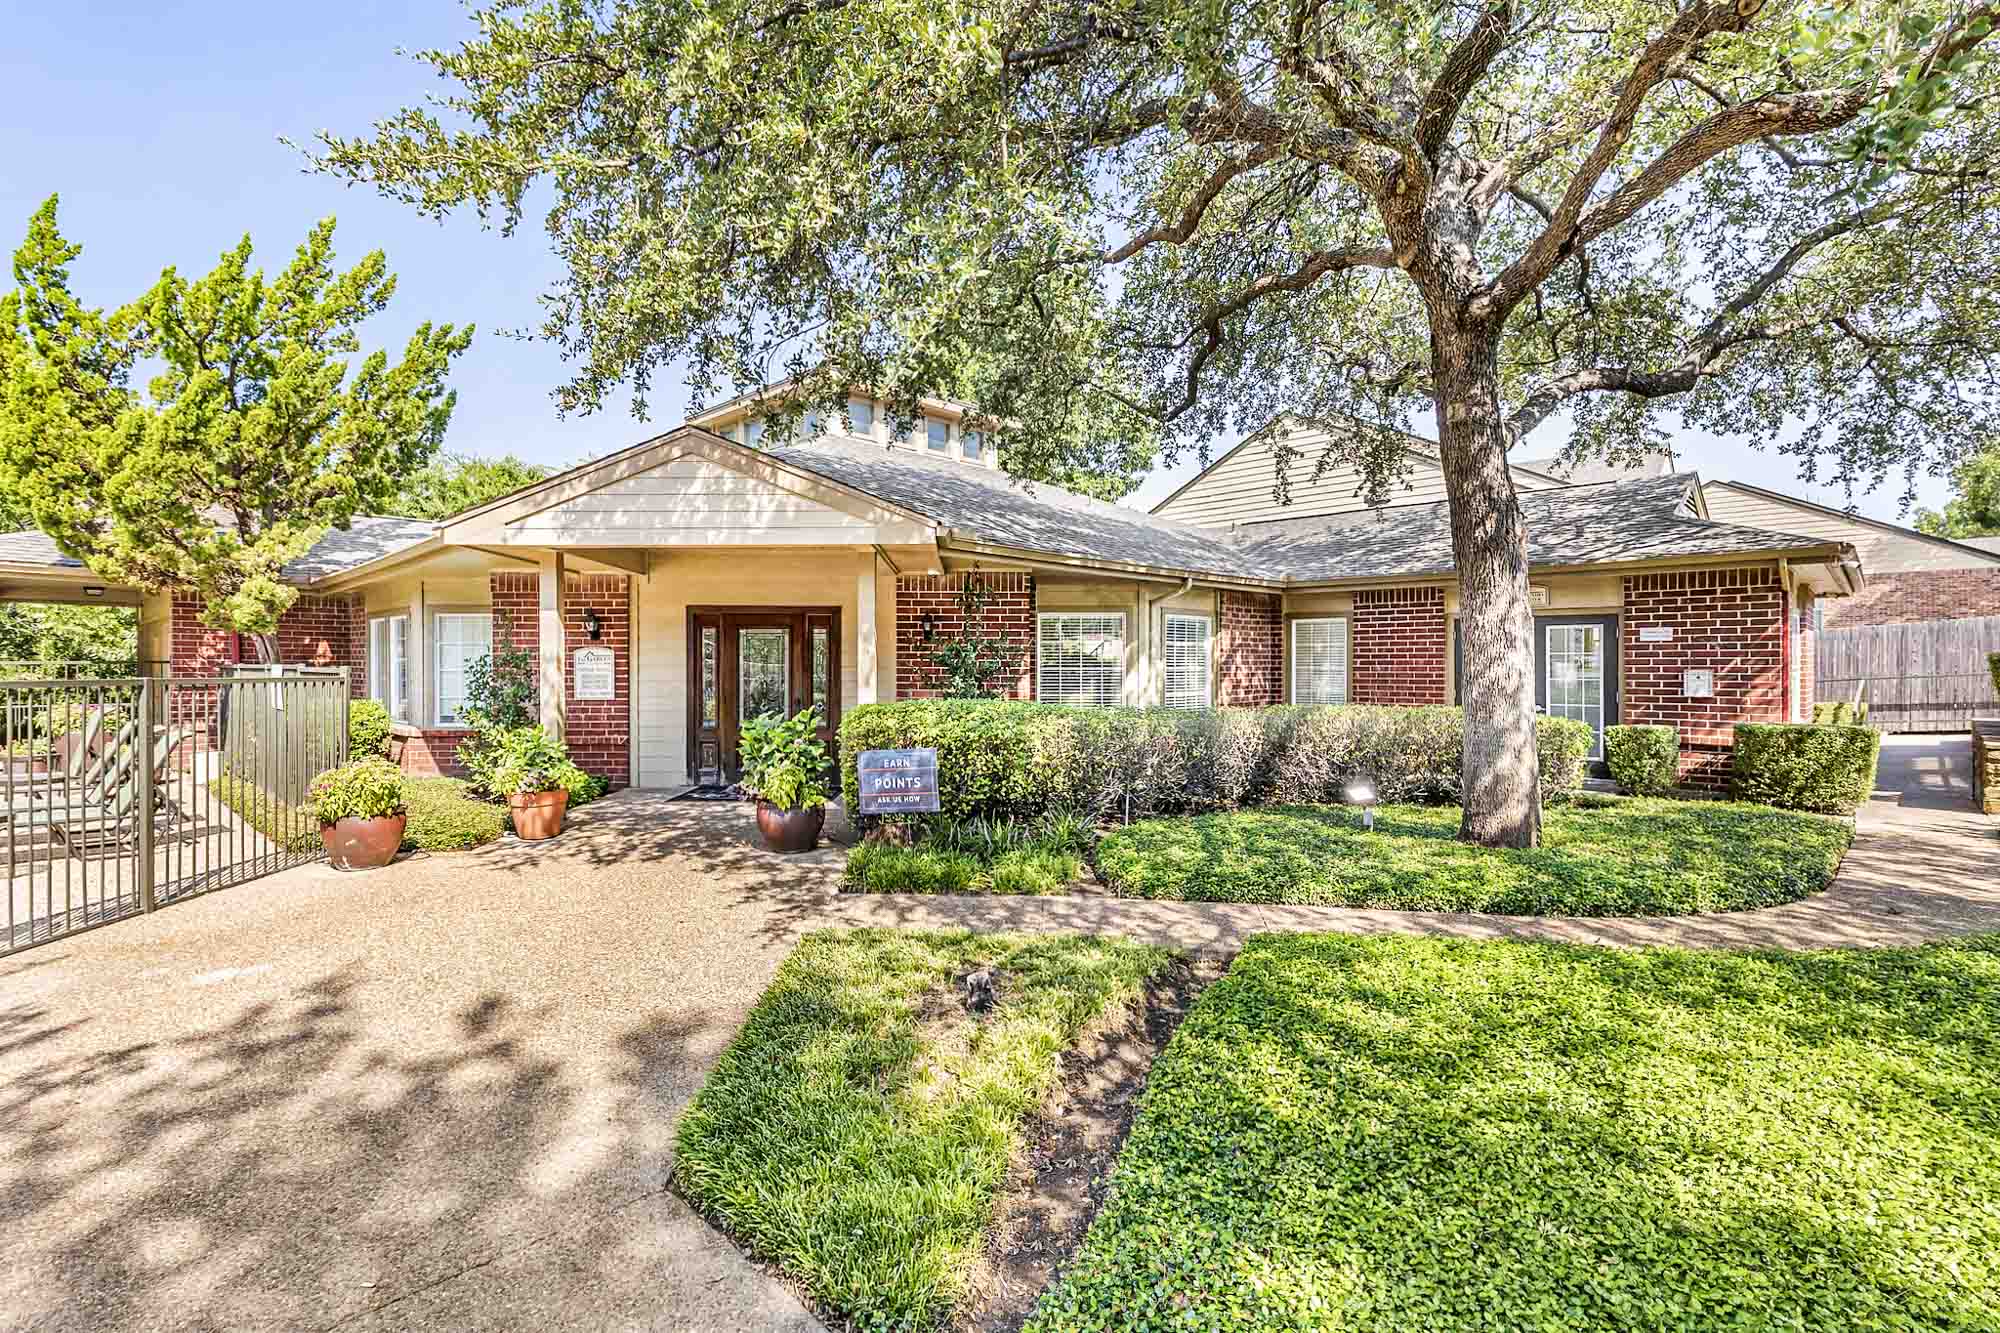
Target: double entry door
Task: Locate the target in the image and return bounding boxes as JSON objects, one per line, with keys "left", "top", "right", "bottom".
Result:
{"left": 687, "top": 607, "right": 840, "bottom": 784}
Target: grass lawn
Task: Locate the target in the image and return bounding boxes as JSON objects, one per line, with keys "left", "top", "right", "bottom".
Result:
{"left": 845, "top": 840, "right": 1084, "bottom": 894}
{"left": 671, "top": 927, "right": 1171, "bottom": 1329}
{"left": 1028, "top": 933, "right": 2000, "bottom": 1333}
{"left": 1094, "top": 797, "right": 1851, "bottom": 915}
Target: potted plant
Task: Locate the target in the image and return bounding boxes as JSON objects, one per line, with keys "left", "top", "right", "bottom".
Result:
{"left": 491, "top": 725, "right": 592, "bottom": 841}
{"left": 739, "top": 707, "right": 830, "bottom": 853}
{"left": 308, "top": 757, "right": 408, "bottom": 870}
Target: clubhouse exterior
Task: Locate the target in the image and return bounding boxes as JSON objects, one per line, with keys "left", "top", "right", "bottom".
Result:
{"left": 0, "top": 393, "right": 1866, "bottom": 790}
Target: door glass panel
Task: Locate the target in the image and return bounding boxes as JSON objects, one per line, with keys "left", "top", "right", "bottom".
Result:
{"left": 1546, "top": 624, "right": 1605, "bottom": 757}
{"left": 739, "top": 628, "right": 789, "bottom": 721}
{"left": 701, "top": 626, "right": 718, "bottom": 725}
{"left": 811, "top": 625, "right": 830, "bottom": 716}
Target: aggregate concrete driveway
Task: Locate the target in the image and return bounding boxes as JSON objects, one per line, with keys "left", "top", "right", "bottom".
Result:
{"left": 0, "top": 797, "right": 848, "bottom": 1333}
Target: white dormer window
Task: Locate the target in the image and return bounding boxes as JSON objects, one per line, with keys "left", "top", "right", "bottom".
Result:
{"left": 926, "top": 417, "right": 950, "bottom": 452}
{"left": 962, "top": 429, "right": 983, "bottom": 460}
{"left": 802, "top": 409, "right": 821, "bottom": 439}
{"left": 744, "top": 419, "right": 765, "bottom": 448}
{"left": 848, "top": 398, "right": 874, "bottom": 435}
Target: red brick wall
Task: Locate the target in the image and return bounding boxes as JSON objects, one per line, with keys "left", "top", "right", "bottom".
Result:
{"left": 490, "top": 572, "right": 539, "bottom": 651}
{"left": 1351, "top": 586, "right": 1448, "bottom": 705}
{"left": 1622, "top": 566, "right": 1787, "bottom": 788}
{"left": 1217, "top": 591, "right": 1282, "bottom": 705}
{"left": 391, "top": 728, "right": 476, "bottom": 777}
{"left": 170, "top": 594, "right": 238, "bottom": 676}
{"left": 563, "top": 573, "right": 630, "bottom": 785}
{"left": 1824, "top": 567, "right": 2000, "bottom": 627}
{"left": 171, "top": 592, "right": 364, "bottom": 695}
{"left": 894, "top": 573, "right": 1035, "bottom": 699}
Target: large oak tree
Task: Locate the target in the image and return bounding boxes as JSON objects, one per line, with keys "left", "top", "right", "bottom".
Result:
{"left": 315, "top": 0, "right": 2000, "bottom": 845}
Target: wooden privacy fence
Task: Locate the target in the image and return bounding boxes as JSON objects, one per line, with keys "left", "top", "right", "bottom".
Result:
{"left": 1816, "top": 615, "right": 2000, "bottom": 732}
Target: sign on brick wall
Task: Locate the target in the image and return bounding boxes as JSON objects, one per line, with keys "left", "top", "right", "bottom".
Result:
{"left": 574, "top": 647, "right": 615, "bottom": 701}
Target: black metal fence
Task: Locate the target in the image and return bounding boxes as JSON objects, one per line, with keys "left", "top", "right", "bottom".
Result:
{"left": 3, "top": 670, "right": 350, "bottom": 955}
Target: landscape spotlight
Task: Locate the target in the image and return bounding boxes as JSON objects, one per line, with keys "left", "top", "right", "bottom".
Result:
{"left": 1346, "top": 779, "right": 1377, "bottom": 830}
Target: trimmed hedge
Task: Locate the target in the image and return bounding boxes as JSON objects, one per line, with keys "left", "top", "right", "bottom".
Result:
{"left": 1811, "top": 699, "right": 1871, "bottom": 725}
{"left": 1731, "top": 723, "right": 1881, "bottom": 813}
{"left": 1604, "top": 723, "right": 1678, "bottom": 795}
{"left": 348, "top": 698, "right": 394, "bottom": 758}
{"left": 837, "top": 700, "right": 1594, "bottom": 823}
{"left": 403, "top": 777, "right": 507, "bottom": 850}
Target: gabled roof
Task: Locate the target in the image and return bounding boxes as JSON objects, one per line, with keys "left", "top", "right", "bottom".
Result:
{"left": 0, "top": 517, "right": 439, "bottom": 583}
{"left": 1961, "top": 535, "right": 2000, "bottom": 554}
{"left": 1228, "top": 473, "right": 1849, "bottom": 583}
{"left": 1513, "top": 453, "right": 1676, "bottom": 485}
{"left": 1704, "top": 479, "right": 2000, "bottom": 568}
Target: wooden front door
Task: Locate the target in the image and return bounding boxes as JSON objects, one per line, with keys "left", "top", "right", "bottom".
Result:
{"left": 687, "top": 607, "right": 841, "bottom": 783}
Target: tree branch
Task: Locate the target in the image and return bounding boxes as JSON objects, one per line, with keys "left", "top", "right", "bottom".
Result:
{"left": 1104, "top": 144, "right": 1285, "bottom": 263}
{"left": 1415, "top": 2, "right": 1514, "bottom": 163}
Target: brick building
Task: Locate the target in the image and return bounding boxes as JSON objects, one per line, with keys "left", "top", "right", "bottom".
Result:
{"left": 0, "top": 395, "right": 1866, "bottom": 791}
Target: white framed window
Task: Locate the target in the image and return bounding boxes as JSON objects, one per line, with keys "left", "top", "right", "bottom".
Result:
{"left": 433, "top": 612, "right": 493, "bottom": 726}
{"left": 743, "top": 418, "right": 765, "bottom": 448}
{"left": 368, "top": 614, "right": 410, "bottom": 722}
{"left": 1163, "top": 613, "right": 1212, "bottom": 710}
{"left": 847, "top": 397, "right": 874, "bottom": 435}
{"left": 801, "top": 409, "right": 821, "bottom": 439}
{"left": 1038, "top": 613, "right": 1125, "bottom": 708}
{"left": 926, "top": 416, "right": 951, "bottom": 452}
{"left": 962, "top": 428, "right": 984, "bottom": 461}
{"left": 1290, "top": 617, "right": 1348, "bottom": 705}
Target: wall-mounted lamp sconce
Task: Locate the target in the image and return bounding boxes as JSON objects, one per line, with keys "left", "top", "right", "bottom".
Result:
{"left": 582, "top": 608, "right": 602, "bottom": 641}
{"left": 920, "top": 612, "right": 938, "bottom": 640}
{"left": 1345, "top": 779, "right": 1378, "bottom": 831}
{"left": 83, "top": 586, "right": 105, "bottom": 598}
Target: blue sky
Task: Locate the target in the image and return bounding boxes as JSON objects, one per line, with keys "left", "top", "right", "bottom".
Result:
{"left": 2, "top": 1, "right": 1951, "bottom": 522}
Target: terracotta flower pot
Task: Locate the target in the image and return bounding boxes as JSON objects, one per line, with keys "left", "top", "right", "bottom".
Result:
{"left": 756, "top": 800, "right": 825, "bottom": 854}
{"left": 321, "top": 814, "right": 407, "bottom": 870}
{"left": 509, "top": 788, "right": 569, "bottom": 841}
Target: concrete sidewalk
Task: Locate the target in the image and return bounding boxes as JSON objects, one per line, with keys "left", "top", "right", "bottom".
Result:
{"left": 822, "top": 734, "right": 2000, "bottom": 953}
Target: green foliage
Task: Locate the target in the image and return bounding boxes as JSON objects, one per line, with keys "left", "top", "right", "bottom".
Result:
{"left": 0, "top": 198, "right": 470, "bottom": 650}
{"left": 1811, "top": 699, "right": 1872, "bottom": 724}
{"left": 208, "top": 773, "right": 317, "bottom": 852}
{"left": 846, "top": 814, "right": 1087, "bottom": 894}
{"left": 1604, "top": 723, "right": 1679, "bottom": 795}
{"left": 0, "top": 603, "right": 136, "bottom": 672}
{"left": 455, "top": 612, "right": 545, "bottom": 789}
{"left": 838, "top": 701, "right": 1593, "bottom": 825}
{"left": 738, "top": 706, "right": 829, "bottom": 811}
{"left": 347, "top": 697, "right": 394, "bottom": 758}
{"left": 1916, "top": 442, "right": 2000, "bottom": 536}
{"left": 488, "top": 723, "right": 596, "bottom": 799}
{"left": 673, "top": 928, "right": 1171, "bottom": 1330}
{"left": 393, "top": 451, "right": 549, "bottom": 519}
{"left": 912, "top": 578, "right": 1025, "bottom": 698}
{"left": 1731, "top": 723, "right": 1883, "bottom": 813}
{"left": 401, "top": 776, "right": 506, "bottom": 849}
{"left": 305, "top": 757, "right": 407, "bottom": 824}
{"left": 1991, "top": 650, "right": 2000, "bottom": 697}
{"left": 1093, "top": 799, "right": 1850, "bottom": 915}
{"left": 1028, "top": 933, "right": 2000, "bottom": 1333}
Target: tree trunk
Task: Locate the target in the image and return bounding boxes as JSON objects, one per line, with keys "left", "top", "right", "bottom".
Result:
{"left": 247, "top": 631, "right": 279, "bottom": 665}
{"left": 1431, "top": 321, "right": 1542, "bottom": 848}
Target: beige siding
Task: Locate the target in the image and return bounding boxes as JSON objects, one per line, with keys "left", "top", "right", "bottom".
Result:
{"left": 1155, "top": 425, "right": 1563, "bottom": 528}
{"left": 1701, "top": 482, "right": 1996, "bottom": 575}
{"left": 506, "top": 457, "right": 876, "bottom": 545}
{"left": 632, "top": 549, "right": 878, "bottom": 788}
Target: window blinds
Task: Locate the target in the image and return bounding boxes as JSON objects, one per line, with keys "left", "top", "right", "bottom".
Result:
{"left": 1290, "top": 618, "right": 1348, "bottom": 705}
{"left": 1037, "top": 613, "right": 1125, "bottom": 707}
{"left": 1162, "top": 613, "right": 1212, "bottom": 710}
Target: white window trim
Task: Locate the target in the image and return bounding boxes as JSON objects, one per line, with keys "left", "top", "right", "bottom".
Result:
{"left": 1290, "top": 617, "right": 1349, "bottom": 705}
{"left": 432, "top": 611, "right": 494, "bottom": 727}
{"left": 1036, "top": 611, "right": 1127, "bottom": 709}
{"left": 1162, "top": 612, "right": 1213, "bottom": 710}
{"left": 368, "top": 613, "right": 410, "bottom": 723}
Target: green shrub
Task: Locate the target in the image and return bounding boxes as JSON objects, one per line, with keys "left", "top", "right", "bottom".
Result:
{"left": 1731, "top": 723, "right": 1881, "bottom": 813}
{"left": 472, "top": 724, "right": 606, "bottom": 805}
{"left": 1989, "top": 650, "right": 1998, "bottom": 697}
{"left": 347, "top": 698, "right": 394, "bottom": 758}
{"left": 844, "top": 843, "right": 982, "bottom": 892}
{"left": 402, "top": 777, "right": 507, "bottom": 850}
{"left": 1604, "top": 723, "right": 1678, "bottom": 794}
{"left": 208, "top": 773, "right": 318, "bottom": 852}
{"left": 306, "top": 758, "right": 406, "bottom": 825}
{"left": 1811, "top": 699, "right": 1871, "bottom": 725}
{"left": 844, "top": 813, "right": 1086, "bottom": 894}
{"left": 738, "top": 706, "right": 830, "bottom": 810}
{"left": 838, "top": 700, "right": 1593, "bottom": 825}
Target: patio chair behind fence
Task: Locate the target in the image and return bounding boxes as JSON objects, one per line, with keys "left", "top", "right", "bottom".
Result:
{"left": 2, "top": 669, "right": 350, "bottom": 956}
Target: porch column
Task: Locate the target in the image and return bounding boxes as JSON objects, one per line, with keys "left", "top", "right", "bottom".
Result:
{"left": 857, "top": 554, "right": 879, "bottom": 706}
{"left": 538, "top": 551, "right": 566, "bottom": 741}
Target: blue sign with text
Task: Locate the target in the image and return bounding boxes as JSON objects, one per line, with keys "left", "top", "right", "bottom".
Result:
{"left": 856, "top": 747, "right": 942, "bottom": 814}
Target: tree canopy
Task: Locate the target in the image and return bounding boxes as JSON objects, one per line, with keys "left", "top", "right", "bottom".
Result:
{"left": 313, "top": 0, "right": 2000, "bottom": 844}
{"left": 1916, "top": 445, "right": 2000, "bottom": 535}
{"left": 395, "top": 452, "right": 551, "bottom": 519}
{"left": 0, "top": 199, "right": 472, "bottom": 656}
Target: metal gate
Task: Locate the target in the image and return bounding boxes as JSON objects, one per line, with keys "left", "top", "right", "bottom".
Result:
{"left": 3, "top": 670, "right": 350, "bottom": 955}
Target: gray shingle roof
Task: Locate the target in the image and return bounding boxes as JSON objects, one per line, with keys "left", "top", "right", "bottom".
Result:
{"left": 0, "top": 517, "right": 437, "bottom": 582}
{"left": 765, "top": 438, "right": 1251, "bottom": 574}
{"left": 764, "top": 442, "right": 1845, "bottom": 583}
{"left": 1957, "top": 535, "right": 2000, "bottom": 554}
{"left": 1514, "top": 453, "right": 1675, "bottom": 484}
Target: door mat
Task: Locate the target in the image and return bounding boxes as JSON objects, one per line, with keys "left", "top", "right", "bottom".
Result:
{"left": 673, "top": 784, "right": 744, "bottom": 802}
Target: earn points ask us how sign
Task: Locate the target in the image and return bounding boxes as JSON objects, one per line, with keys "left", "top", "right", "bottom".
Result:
{"left": 856, "top": 747, "right": 942, "bottom": 815}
